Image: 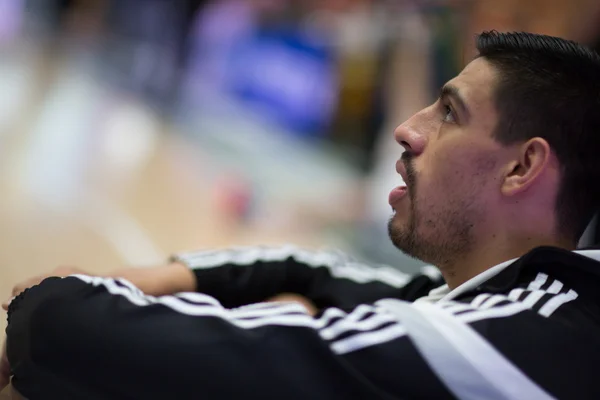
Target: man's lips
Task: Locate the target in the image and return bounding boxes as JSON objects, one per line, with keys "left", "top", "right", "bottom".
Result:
{"left": 395, "top": 159, "right": 408, "bottom": 184}
{"left": 390, "top": 159, "right": 410, "bottom": 207}
{"left": 389, "top": 186, "right": 408, "bottom": 206}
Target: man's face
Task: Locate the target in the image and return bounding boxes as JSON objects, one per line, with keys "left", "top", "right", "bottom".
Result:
{"left": 388, "top": 57, "right": 507, "bottom": 267}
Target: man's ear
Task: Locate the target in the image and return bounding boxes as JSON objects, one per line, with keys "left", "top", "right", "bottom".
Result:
{"left": 501, "top": 138, "right": 552, "bottom": 197}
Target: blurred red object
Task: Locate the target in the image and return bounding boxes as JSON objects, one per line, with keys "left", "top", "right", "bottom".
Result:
{"left": 213, "top": 173, "right": 254, "bottom": 224}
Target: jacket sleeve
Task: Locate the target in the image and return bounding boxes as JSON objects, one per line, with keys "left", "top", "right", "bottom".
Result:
{"left": 5, "top": 274, "right": 426, "bottom": 400}
{"left": 6, "top": 275, "right": 594, "bottom": 400}
{"left": 170, "top": 244, "right": 444, "bottom": 309}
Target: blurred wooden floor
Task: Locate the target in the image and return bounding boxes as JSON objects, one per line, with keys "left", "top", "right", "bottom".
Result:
{"left": 0, "top": 33, "right": 366, "bottom": 396}
{"left": 0, "top": 42, "right": 328, "bottom": 348}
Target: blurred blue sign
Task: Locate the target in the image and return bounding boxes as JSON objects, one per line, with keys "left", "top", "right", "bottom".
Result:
{"left": 225, "top": 28, "right": 338, "bottom": 138}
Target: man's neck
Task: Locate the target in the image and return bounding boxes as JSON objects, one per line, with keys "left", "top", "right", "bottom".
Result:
{"left": 440, "top": 234, "right": 575, "bottom": 290}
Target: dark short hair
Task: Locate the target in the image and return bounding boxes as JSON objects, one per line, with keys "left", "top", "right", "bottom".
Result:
{"left": 476, "top": 31, "right": 600, "bottom": 243}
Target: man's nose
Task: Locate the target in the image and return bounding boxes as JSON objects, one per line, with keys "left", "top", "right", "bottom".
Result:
{"left": 393, "top": 121, "right": 426, "bottom": 156}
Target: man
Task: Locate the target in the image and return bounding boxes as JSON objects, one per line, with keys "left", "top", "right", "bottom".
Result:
{"left": 3, "top": 31, "right": 600, "bottom": 399}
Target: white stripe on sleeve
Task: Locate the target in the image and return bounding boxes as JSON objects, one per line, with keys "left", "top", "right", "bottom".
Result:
{"left": 470, "top": 294, "right": 492, "bottom": 308}
{"left": 527, "top": 273, "right": 548, "bottom": 290}
{"left": 538, "top": 290, "right": 578, "bottom": 317}
{"left": 173, "top": 245, "right": 414, "bottom": 288}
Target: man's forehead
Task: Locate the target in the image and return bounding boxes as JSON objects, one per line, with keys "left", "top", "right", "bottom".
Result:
{"left": 444, "top": 58, "right": 498, "bottom": 108}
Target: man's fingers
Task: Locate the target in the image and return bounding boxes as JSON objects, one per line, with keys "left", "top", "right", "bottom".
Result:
{"left": 9, "top": 269, "right": 80, "bottom": 299}
{"left": 267, "top": 294, "right": 318, "bottom": 316}
{"left": 10, "top": 286, "right": 21, "bottom": 298}
{"left": 7, "top": 280, "right": 37, "bottom": 311}
{"left": 6, "top": 272, "right": 67, "bottom": 313}
{"left": 12, "top": 280, "right": 34, "bottom": 297}
{"left": 1, "top": 296, "right": 14, "bottom": 311}
{"left": 8, "top": 285, "right": 26, "bottom": 308}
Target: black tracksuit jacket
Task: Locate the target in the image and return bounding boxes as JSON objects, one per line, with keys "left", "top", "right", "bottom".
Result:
{"left": 6, "top": 245, "right": 600, "bottom": 399}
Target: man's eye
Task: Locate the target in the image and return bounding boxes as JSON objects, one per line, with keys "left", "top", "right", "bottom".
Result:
{"left": 442, "top": 104, "right": 456, "bottom": 123}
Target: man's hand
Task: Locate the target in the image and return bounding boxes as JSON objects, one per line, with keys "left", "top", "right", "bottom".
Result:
{"left": 102, "top": 263, "right": 197, "bottom": 297}
{"left": 2, "top": 263, "right": 198, "bottom": 311}
{"left": 266, "top": 293, "right": 318, "bottom": 316}
{"left": 2, "top": 264, "right": 317, "bottom": 317}
{"left": 2, "top": 266, "right": 86, "bottom": 311}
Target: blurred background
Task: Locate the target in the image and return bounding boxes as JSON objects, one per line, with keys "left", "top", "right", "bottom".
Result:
{"left": 1, "top": 0, "right": 600, "bottom": 345}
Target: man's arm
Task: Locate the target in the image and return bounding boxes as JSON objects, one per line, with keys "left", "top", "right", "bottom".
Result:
{"left": 3, "top": 245, "right": 442, "bottom": 315}
{"left": 168, "top": 244, "right": 443, "bottom": 309}
{"left": 5, "top": 274, "right": 438, "bottom": 399}
{"left": 6, "top": 274, "right": 593, "bottom": 400}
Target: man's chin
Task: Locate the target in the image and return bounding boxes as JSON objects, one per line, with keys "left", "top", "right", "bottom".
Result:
{"left": 389, "top": 211, "right": 410, "bottom": 229}
{"left": 387, "top": 216, "right": 409, "bottom": 245}
{"left": 387, "top": 215, "right": 421, "bottom": 258}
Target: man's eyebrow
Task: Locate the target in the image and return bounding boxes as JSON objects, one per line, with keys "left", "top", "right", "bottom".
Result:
{"left": 439, "top": 84, "right": 470, "bottom": 119}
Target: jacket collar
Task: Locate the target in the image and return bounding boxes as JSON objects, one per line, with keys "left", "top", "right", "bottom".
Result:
{"left": 480, "top": 247, "right": 600, "bottom": 292}
{"left": 428, "top": 247, "right": 600, "bottom": 302}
